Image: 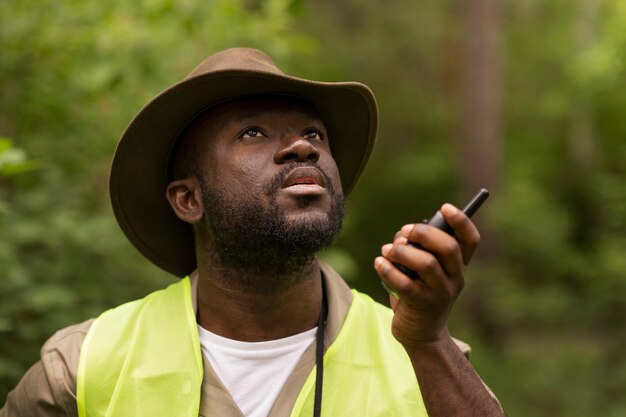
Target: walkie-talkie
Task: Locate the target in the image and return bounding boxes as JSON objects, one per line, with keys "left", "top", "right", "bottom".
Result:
{"left": 384, "top": 189, "right": 489, "bottom": 293}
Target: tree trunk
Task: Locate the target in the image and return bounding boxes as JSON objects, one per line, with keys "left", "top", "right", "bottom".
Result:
{"left": 458, "top": 0, "right": 502, "bottom": 198}
{"left": 455, "top": 0, "right": 503, "bottom": 344}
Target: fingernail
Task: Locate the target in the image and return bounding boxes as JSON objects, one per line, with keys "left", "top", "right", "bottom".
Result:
{"left": 381, "top": 243, "right": 392, "bottom": 256}
{"left": 395, "top": 236, "right": 408, "bottom": 245}
{"left": 441, "top": 203, "right": 458, "bottom": 215}
{"left": 401, "top": 224, "right": 414, "bottom": 236}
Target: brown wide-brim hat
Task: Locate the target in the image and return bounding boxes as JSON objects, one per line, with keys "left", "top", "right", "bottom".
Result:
{"left": 110, "top": 47, "right": 378, "bottom": 277}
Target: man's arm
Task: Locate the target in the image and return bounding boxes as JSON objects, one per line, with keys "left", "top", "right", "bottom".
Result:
{"left": 374, "top": 203, "right": 504, "bottom": 417}
{"left": 0, "top": 320, "right": 91, "bottom": 417}
{"left": 1, "top": 361, "right": 70, "bottom": 417}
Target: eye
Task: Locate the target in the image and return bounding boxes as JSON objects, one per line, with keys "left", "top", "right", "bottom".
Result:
{"left": 239, "top": 127, "right": 265, "bottom": 139}
{"left": 303, "top": 128, "right": 324, "bottom": 141}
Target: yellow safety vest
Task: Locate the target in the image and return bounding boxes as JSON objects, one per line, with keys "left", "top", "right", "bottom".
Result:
{"left": 77, "top": 278, "right": 427, "bottom": 417}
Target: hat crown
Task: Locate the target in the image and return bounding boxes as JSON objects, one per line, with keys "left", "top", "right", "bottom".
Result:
{"left": 186, "top": 47, "right": 284, "bottom": 79}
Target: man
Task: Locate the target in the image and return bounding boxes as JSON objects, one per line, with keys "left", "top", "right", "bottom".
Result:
{"left": 1, "top": 48, "right": 504, "bottom": 416}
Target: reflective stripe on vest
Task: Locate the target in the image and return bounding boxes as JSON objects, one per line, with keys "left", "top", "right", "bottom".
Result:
{"left": 77, "top": 279, "right": 427, "bottom": 417}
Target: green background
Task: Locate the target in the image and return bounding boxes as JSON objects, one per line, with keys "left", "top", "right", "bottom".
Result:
{"left": 2, "top": 0, "right": 626, "bottom": 415}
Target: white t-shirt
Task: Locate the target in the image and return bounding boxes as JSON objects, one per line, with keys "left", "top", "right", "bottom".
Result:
{"left": 198, "top": 325, "right": 317, "bottom": 417}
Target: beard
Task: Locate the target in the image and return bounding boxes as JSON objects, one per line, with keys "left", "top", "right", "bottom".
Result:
{"left": 198, "top": 163, "right": 345, "bottom": 290}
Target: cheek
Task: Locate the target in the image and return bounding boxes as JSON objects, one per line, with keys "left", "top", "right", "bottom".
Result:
{"left": 320, "top": 152, "right": 343, "bottom": 194}
{"left": 214, "top": 152, "right": 273, "bottom": 191}
{"left": 237, "top": 157, "right": 267, "bottom": 176}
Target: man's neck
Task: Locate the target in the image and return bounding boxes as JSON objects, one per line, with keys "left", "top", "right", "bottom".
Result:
{"left": 195, "top": 259, "right": 323, "bottom": 342}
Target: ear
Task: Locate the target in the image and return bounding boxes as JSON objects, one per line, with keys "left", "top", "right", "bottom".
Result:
{"left": 166, "top": 177, "right": 204, "bottom": 223}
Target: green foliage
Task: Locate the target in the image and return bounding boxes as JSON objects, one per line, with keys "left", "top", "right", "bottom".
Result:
{"left": 2, "top": 0, "right": 626, "bottom": 415}
{"left": 0, "top": 0, "right": 309, "bottom": 399}
{"left": 0, "top": 138, "right": 40, "bottom": 178}
{"left": 296, "top": 0, "right": 626, "bottom": 415}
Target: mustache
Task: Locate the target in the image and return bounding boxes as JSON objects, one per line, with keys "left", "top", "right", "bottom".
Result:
{"left": 263, "top": 162, "right": 340, "bottom": 197}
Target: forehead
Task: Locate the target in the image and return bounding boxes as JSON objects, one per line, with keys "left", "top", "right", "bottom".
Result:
{"left": 197, "top": 94, "right": 324, "bottom": 130}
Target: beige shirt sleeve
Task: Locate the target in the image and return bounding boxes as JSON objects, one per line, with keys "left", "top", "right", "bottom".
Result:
{"left": 0, "top": 319, "right": 93, "bottom": 417}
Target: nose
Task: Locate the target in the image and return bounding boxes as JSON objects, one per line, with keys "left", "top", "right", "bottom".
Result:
{"left": 273, "top": 136, "right": 320, "bottom": 164}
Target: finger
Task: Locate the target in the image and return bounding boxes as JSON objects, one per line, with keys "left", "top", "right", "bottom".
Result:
{"left": 389, "top": 294, "right": 399, "bottom": 311}
{"left": 440, "top": 204, "right": 481, "bottom": 264}
{"left": 400, "top": 223, "right": 464, "bottom": 277}
{"left": 374, "top": 256, "right": 426, "bottom": 301}
{"left": 393, "top": 230, "right": 407, "bottom": 244}
{"left": 380, "top": 242, "right": 448, "bottom": 294}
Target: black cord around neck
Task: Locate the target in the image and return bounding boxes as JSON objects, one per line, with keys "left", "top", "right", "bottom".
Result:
{"left": 313, "top": 276, "right": 328, "bottom": 417}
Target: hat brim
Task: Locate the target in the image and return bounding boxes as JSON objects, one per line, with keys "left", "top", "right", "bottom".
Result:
{"left": 110, "top": 69, "right": 378, "bottom": 277}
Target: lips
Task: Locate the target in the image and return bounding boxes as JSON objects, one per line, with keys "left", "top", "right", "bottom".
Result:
{"left": 281, "top": 167, "right": 327, "bottom": 189}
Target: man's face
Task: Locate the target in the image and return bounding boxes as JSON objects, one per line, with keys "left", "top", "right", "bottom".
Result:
{"left": 190, "top": 95, "right": 345, "bottom": 277}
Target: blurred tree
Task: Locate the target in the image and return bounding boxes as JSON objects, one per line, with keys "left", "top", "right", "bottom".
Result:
{"left": 457, "top": 0, "right": 502, "bottom": 197}
{"left": 296, "top": 0, "right": 626, "bottom": 415}
{"left": 0, "top": 0, "right": 310, "bottom": 399}
{"left": 2, "top": 0, "right": 626, "bottom": 415}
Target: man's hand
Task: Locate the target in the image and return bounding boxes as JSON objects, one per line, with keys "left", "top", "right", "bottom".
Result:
{"left": 373, "top": 203, "right": 504, "bottom": 417}
{"left": 373, "top": 203, "right": 480, "bottom": 352}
